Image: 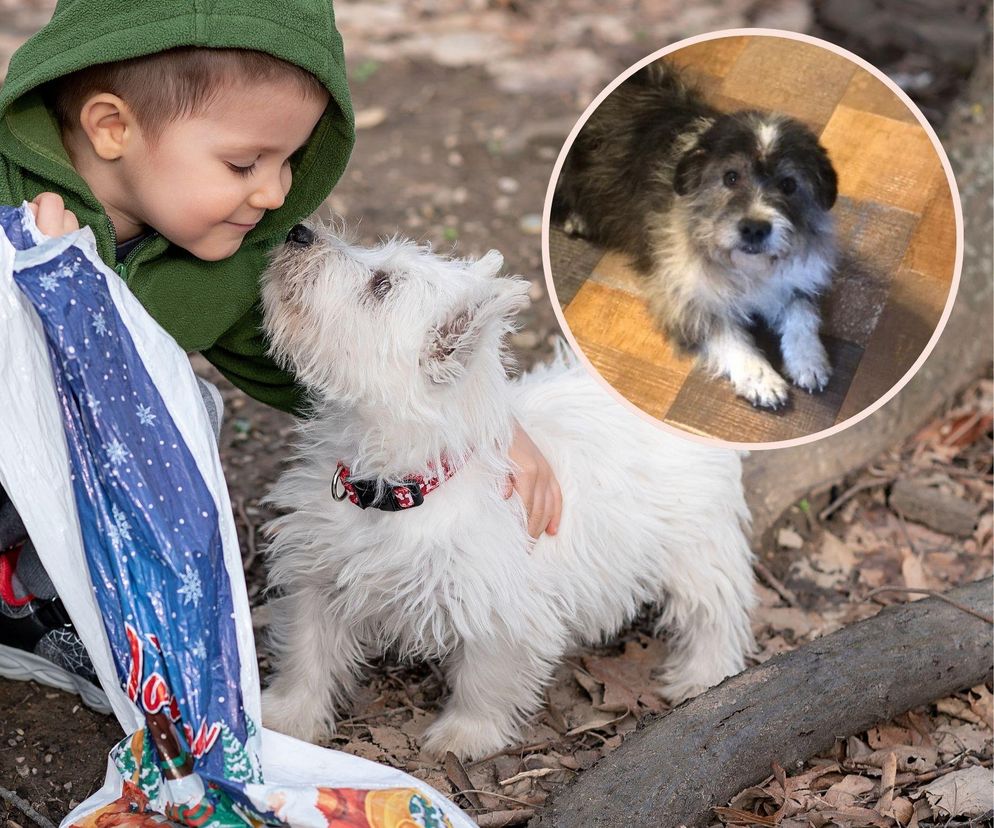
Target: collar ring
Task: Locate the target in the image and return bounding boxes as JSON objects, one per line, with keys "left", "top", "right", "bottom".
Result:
{"left": 331, "top": 466, "right": 348, "bottom": 501}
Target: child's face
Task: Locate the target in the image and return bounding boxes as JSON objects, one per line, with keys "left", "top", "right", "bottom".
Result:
{"left": 123, "top": 79, "right": 328, "bottom": 261}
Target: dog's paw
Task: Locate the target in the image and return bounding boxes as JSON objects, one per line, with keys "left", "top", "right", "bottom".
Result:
{"left": 563, "top": 213, "right": 589, "bottom": 237}
{"left": 730, "top": 361, "right": 790, "bottom": 409}
{"left": 655, "top": 679, "right": 708, "bottom": 708}
{"left": 655, "top": 664, "right": 729, "bottom": 707}
{"left": 262, "top": 687, "right": 334, "bottom": 744}
{"left": 785, "top": 346, "right": 831, "bottom": 393}
{"left": 421, "top": 711, "right": 513, "bottom": 761}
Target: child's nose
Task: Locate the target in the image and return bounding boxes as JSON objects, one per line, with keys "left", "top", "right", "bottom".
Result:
{"left": 249, "top": 172, "right": 288, "bottom": 211}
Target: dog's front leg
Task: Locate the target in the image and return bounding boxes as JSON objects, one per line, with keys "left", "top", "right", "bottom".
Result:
{"left": 702, "top": 320, "right": 789, "bottom": 409}
{"left": 422, "top": 632, "right": 559, "bottom": 761}
{"left": 261, "top": 586, "right": 364, "bottom": 744}
{"left": 775, "top": 294, "right": 831, "bottom": 393}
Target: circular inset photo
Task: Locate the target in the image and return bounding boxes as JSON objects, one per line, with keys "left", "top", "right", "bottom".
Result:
{"left": 544, "top": 30, "right": 962, "bottom": 447}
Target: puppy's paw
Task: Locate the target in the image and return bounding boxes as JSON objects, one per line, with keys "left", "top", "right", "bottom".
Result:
{"left": 655, "top": 678, "right": 709, "bottom": 708}
{"left": 785, "top": 344, "right": 831, "bottom": 393}
{"left": 655, "top": 660, "right": 734, "bottom": 707}
{"left": 421, "top": 711, "right": 513, "bottom": 761}
{"left": 262, "top": 687, "right": 334, "bottom": 745}
{"left": 563, "top": 213, "right": 588, "bottom": 237}
{"left": 730, "top": 361, "right": 789, "bottom": 409}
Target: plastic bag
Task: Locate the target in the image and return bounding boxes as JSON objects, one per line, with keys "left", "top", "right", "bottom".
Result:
{"left": 0, "top": 205, "right": 473, "bottom": 828}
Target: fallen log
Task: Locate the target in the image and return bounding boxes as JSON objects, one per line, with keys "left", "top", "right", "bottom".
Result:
{"left": 531, "top": 580, "right": 993, "bottom": 828}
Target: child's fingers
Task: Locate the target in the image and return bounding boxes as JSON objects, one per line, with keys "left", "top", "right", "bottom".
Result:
{"left": 501, "top": 475, "right": 513, "bottom": 499}
{"left": 546, "top": 480, "right": 563, "bottom": 536}
{"left": 30, "top": 192, "right": 78, "bottom": 237}
{"left": 33, "top": 192, "right": 66, "bottom": 235}
{"left": 62, "top": 210, "right": 80, "bottom": 234}
{"left": 527, "top": 484, "right": 546, "bottom": 540}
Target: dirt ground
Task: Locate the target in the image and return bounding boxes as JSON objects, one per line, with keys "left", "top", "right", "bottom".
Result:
{"left": 0, "top": 2, "right": 990, "bottom": 826}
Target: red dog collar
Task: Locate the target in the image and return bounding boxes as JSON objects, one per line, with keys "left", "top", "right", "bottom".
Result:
{"left": 332, "top": 458, "right": 459, "bottom": 511}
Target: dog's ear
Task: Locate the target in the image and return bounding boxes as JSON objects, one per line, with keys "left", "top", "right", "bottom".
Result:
{"left": 810, "top": 145, "right": 838, "bottom": 210}
{"left": 470, "top": 249, "right": 504, "bottom": 279}
{"left": 674, "top": 146, "right": 707, "bottom": 195}
{"left": 423, "top": 278, "right": 529, "bottom": 385}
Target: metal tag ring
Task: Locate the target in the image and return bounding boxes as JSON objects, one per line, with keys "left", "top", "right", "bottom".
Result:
{"left": 331, "top": 466, "right": 348, "bottom": 502}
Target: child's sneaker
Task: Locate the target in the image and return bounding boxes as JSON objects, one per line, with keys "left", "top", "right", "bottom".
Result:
{"left": 0, "top": 546, "right": 111, "bottom": 714}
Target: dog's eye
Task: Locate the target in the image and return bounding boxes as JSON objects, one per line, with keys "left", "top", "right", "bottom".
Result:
{"left": 723, "top": 170, "right": 739, "bottom": 187}
{"left": 368, "top": 269, "right": 392, "bottom": 300}
{"left": 779, "top": 177, "right": 797, "bottom": 195}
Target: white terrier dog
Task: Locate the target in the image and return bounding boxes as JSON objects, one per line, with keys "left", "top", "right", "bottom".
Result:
{"left": 259, "top": 222, "right": 756, "bottom": 760}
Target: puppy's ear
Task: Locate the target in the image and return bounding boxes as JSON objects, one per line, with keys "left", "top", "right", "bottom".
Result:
{"left": 811, "top": 145, "right": 838, "bottom": 210}
{"left": 470, "top": 249, "right": 504, "bottom": 279}
{"left": 674, "top": 146, "right": 707, "bottom": 195}
{"left": 423, "top": 278, "right": 529, "bottom": 385}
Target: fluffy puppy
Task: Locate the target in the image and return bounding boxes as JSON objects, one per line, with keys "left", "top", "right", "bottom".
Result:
{"left": 553, "top": 61, "right": 839, "bottom": 409}
{"left": 258, "top": 223, "right": 756, "bottom": 760}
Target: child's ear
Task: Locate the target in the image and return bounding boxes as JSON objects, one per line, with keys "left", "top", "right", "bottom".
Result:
{"left": 423, "top": 277, "right": 529, "bottom": 384}
{"left": 78, "top": 93, "right": 136, "bottom": 161}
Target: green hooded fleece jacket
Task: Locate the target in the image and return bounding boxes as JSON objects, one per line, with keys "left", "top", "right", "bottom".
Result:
{"left": 0, "top": 0, "right": 355, "bottom": 414}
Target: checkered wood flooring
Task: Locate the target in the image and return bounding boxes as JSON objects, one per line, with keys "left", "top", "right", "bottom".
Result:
{"left": 550, "top": 36, "right": 957, "bottom": 444}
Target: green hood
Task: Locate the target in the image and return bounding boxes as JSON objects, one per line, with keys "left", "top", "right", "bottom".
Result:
{"left": 0, "top": 0, "right": 355, "bottom": 413}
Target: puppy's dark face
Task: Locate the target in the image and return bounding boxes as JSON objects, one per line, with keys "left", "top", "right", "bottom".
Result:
{"left": 673, "top": 112, "right": 837, "bottom": 268}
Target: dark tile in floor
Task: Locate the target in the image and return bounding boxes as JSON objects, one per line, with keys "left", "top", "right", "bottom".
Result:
{"left": 548, "top": 226, "right": 605, "bottom": 308}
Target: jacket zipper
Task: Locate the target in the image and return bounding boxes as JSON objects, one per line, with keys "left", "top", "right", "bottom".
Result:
{"left": 108, "top": 217, "right": 158, "bottom": 280}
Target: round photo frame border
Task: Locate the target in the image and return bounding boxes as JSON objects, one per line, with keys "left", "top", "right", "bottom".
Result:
{"left": 540, "top": 27, "right": 966, "bottom": 452}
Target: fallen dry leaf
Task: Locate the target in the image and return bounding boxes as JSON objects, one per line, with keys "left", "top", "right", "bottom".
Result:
{"left": 809, "top": 805, "right": 894, "bottom": 827}
{"left": 867, "top": 723, "right": 921, "bottom": 749}
{"left": 778, "top": 527, "right": 805, "bottom": 549}
{"left": 900, "top": 550, "right": 932, "bottom": 594}
{"left": 753, "top": 605, "right": 817, "bottom": 638}
{"left": 857, "top": 746, "right": 938, "bottom": 773}
{"left": 921, "top": 765, "right": 993, "bottom": 818}
{"left": 564, "top": 710, "right": 628, "bottom": 737}
{"left": 712, "top": 805, "right": 777, "bottom": 826}
{"left": 933, "top": 722, "right": 993, "bottom": 759}
{"left": 582, "top": 636, "right": 669, "bottom": 714}
{"left": 824, "top": 774, "right": 876, "bottom": 808}
{"left": 937, "top": 696, "right": 987, "bottom": 726}
{"left": 817, "top": 531, "right": 858, "bottom": 572}
{"left": 967, "top": 684, "right": 994, "bottom": 728}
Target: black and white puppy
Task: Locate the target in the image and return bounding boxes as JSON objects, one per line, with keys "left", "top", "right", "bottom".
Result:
{"left": 553, "top": 61, "right": 838, "bottom": 409}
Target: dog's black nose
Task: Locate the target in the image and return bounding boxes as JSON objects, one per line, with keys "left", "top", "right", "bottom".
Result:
{"left": 738, "top": 219, "right": 772, "bottom": 245}
{"left": 287, "top": 224, "right": 315, "bottom": 246}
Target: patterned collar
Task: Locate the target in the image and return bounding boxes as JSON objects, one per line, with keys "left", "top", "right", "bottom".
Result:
{"left": 332, "top": 457, "right": 460, "bottom": 511}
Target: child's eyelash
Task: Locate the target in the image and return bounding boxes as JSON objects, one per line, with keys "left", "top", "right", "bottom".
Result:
{"left": 227, "top": 162, "right": 256, "bottom": 177}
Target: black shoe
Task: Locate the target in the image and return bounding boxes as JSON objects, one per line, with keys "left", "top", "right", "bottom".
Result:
{"left": 0, "top": 590, "right": 111, "bottom": 714}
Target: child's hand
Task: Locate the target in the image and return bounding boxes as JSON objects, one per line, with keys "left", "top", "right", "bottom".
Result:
{"left": 503, "top": 420, "right": 562, "bottom": 540}
{"left": 27, "top": 193, "right": 80, "bottom": 237}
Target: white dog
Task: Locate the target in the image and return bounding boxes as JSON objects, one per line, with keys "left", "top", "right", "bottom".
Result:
{"left": 259, "top": 222, "right": 756, "bottom": 760}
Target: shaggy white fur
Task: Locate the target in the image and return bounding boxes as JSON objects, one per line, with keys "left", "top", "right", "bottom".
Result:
{"left": 259, "top": 223, "right": 757, "bottom": 760}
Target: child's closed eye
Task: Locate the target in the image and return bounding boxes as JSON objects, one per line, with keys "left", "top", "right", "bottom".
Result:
{"left": 227, "top": 162, "right": 257, "bottom": 177}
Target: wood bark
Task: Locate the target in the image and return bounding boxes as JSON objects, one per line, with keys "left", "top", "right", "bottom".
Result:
{"left": 531, "top": 579, "right": 993, "bottom": 828}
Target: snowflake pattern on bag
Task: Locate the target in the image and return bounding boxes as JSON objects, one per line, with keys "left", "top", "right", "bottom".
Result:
{"left": 7, "top": 209, "right": 259, "bottom": 815}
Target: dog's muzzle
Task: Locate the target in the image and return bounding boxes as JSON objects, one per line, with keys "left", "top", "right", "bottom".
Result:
{"left": 737, "top": 219, "right": 771, "bottom": 254}
{"left": 287, "top": 224, "right": 315, "bottom": 246}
